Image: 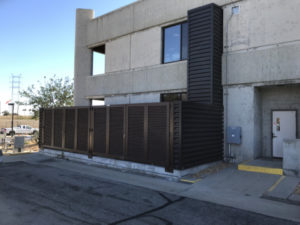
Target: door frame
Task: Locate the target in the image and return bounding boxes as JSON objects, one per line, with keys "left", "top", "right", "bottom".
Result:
{"left": 270, "top": 109, "right": 297, "bottom": 158}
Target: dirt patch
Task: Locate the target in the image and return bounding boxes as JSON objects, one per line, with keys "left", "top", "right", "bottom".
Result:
{"left": 0, "top": 116, "right": 38, "bottom": 129}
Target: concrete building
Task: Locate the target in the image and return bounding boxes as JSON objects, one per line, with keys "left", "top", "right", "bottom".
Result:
{"left": 74, "top": 0, "right": 300, "bottom": 165}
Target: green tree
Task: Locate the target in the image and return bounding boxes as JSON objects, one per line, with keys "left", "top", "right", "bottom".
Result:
{"left": 2, "top": 110, "right": 10, "bottom": 116}
{"left": 18, "top": 76, "right": 74, "bottom": 118}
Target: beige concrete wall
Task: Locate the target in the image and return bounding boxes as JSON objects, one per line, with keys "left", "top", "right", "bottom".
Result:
{"left": 89, "top": 0, "right": 300, "bottom": 89}
{"left": 105, "top": 35, "right": 131, "bottom": 73}
{"left": 74, "top": 9, "right": 94, "bottom": 106}
{"left": 104, "top": 26, "right": 162, "bottom": 73}
{"left": 226, "top": 86, "right": 257, "bottom": 162}
{"left": 130, "top": 27, "right": 161, "bottom": 69}
{"left": 79, "top": 0, "right": 300, "bottom": 90}
{"left": 74, "top": 0, "right": 300, "bottom": 163}
{"left": 224, "top": 0, "right": 300, "bottom": 52}
{"left": 224, "top": 43, "right": 300, "bottom": 86}
{"left": 85, "top": 61, "right": 187, "bottom": 98}
{"left": 87, "top": 0, "right": 240, "bottom": 73}
{"left": 224, "top": 0, "right": 300, "bottom": 86}
{"left": 86, "top": 0, "right": 238, "bottom": 47}
{"left": 222, "top": 0, "right": 300, "bottom": 162}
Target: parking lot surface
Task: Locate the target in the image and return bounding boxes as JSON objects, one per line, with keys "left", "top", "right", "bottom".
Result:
{"left": 0, "top": 159, "right": 298, "bottom": 225}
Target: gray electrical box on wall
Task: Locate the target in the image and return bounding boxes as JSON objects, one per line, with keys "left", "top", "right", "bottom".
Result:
{"left": 227, "top": 127, "right": 241, "bottom": 144}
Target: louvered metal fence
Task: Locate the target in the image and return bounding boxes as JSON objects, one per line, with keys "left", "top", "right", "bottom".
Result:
{"left": 40, "top": 103, "right": 173, "bottom": 171}
{"left": 40, "top": 102, "right": 223, "bottom": 172}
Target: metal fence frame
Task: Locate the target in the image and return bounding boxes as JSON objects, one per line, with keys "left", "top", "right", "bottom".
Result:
{"left": 40, "top": 103, "right": 173, "bottom": 172}
{"left": 40, "top": 101, "right": 223, "bottom": 172}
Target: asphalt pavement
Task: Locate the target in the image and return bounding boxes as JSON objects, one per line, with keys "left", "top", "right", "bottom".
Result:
{"left": 0, "top": 155, "right": 299, "bottom": 225}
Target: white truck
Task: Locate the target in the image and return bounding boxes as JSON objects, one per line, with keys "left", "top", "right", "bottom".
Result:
{"left": 1, "top": 125, "right": 39, "bottom": 136}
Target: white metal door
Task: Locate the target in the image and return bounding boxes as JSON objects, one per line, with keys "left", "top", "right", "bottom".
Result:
{"left": 272, "top": 111, "right": 296, "bottom": 158}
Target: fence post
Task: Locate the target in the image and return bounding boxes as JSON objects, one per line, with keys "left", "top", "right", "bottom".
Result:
{"left": 62, "top": 109, "right": 66, "bottom": 149}
{"left": 144, "top": 105, "right": 148, "bottom": 162}
{"left": 166, "top": 103, "right": 174, "bottom": 172}
{"left": 40, "top": 108, "right": 45, "bottom": 149}
{"left": 88, "top": 107, "right": 94, "bottom": 158}
{"left": 105, "top": 106, "right": 110, "bottom": 155}
{"left": 123, "top": 105, "right": 128, "bottom": 159}
{"left": 42, "top": 109, "right": 45, "bottom": 147}
{"left": 51, "top": 109, "right": 55, "bottom": 147}
{"left": 74, "top": 108, "right": 78, "bottom": 151}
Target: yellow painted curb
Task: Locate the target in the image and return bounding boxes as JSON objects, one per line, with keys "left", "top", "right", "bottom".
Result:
{"left": 238, "top": 164, "right": 283, "bottom": 175}
{"left": 180, "top": 178, "right": 202, "bottom": 184}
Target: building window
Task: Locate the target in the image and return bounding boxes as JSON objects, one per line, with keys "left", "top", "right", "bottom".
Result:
{"left": 161, "top": 93, "right": 188, "bottom": 102}
{"left": 163, "top": 22, "right": 188, "bottom": 63}
{"left": 92, "top": 45, "right": 105, "bottom": 75}
{"left": 90, "top": 98, "right": 105, "bottom": 106}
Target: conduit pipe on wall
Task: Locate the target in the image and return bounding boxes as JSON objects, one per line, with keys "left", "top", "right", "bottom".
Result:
{"left": 224, "top": 7, "right": 233, "bottom": 162}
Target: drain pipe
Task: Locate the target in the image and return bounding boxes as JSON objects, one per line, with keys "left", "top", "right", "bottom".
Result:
{"left": 224, "top": 8, "right": 233, "bottom": 162}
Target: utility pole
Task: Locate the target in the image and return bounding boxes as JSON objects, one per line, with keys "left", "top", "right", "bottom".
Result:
{"left": 8, "top": 103, "right": 14, "bottom": 136}
{"left": 10, "top": 74, "right": 21, "bottom": 115}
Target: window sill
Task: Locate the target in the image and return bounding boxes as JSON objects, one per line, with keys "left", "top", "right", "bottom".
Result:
{"left": 162, "top": 59, "right": 187, "bottom": 65}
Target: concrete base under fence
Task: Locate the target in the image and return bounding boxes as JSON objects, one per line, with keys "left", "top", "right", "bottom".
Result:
{"left": 41, "top": 148, "right": 221, "bottom": 180}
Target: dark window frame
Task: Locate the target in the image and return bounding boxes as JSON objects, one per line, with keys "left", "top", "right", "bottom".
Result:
{"left": 160, "top": 92, "right": 188, "bottom": 102}
{"left": 162, "top": 21, "right": 188, "bottom": 64}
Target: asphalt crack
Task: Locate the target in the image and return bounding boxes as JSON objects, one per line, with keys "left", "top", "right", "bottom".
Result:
{"left": 108, "top": 192, "right": 184, "bottom": 225}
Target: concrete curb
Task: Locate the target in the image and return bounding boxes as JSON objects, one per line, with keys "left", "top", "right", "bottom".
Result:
{"left": 41, "top": 148, "right": 221, "bottom": 181}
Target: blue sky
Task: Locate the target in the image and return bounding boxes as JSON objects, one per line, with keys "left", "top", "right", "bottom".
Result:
{"left": 0, "top": 0, "right": 136, "bottom": 112}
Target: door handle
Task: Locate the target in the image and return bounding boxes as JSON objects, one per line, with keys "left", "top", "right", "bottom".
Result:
{"left": 272, "top": 133, "right": 277, "bottom": 138}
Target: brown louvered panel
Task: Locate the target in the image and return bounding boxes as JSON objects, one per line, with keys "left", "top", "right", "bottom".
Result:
{"left": 77, "top": 108, "right": 89, "bottom": 152}
{"left": 93, "top": 108, "right": 106, "bottom": 154}
{"left": 148, "top": 106, "right": 167, "bottom": 166}
{"left": 188, "top": 4, "right": 212, "bottom": 104}
{"left": 181, "top": 102, "right": 223, "bottom": 169}
{"left": 109, "top": 107, "right": 124, "bottom": 156}
{"left": 213, "top": 6, "right": 223, "bottom": 107}
{"left": 54, "top": 109, "right": 63, "bottom": 147}
{"left": 65, "top": 109, "right": 75, "bottom": 149}
{"left": 188, "top": 4, "right": 223, "bottom": 106}
{"left": 127, "top": 106, "right": 145, "bottom": 162}
{"left": 44, "top": 109, "right": 52, "bottom": 146}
